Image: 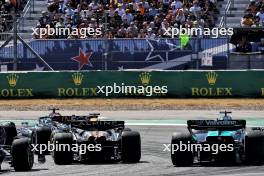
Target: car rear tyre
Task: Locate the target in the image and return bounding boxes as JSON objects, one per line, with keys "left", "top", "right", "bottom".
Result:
{"left": 171, "top": 132, "right": 193, "bottom": 166}
{"left": 11, "top": 138, "right": 34, "bottom": 171}
{"left": 121, "top": 131, "right": 141, "bottom": 163}
{"left": 52, "top": 133, "right": 73, "bottom": 165}
{"left": 2, "top": 122, "right": 17, "bottom": 146}
{"left": 245, "top": 130, "right": 264, "bottom": 165}
{"left": 33, "top": 127, "right": 52, "bottom": 155}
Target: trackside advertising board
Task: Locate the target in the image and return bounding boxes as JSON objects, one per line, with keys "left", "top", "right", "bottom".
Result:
{"left": 0, "top": 71, "right": 263, "bottom": 98}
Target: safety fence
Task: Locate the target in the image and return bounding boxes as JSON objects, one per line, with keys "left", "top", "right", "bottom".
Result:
{"left": 0, "top": 37, "right": 230, "bottom": 70}
{"left": 1, "top": 33, "right": 264, "bottom": 70}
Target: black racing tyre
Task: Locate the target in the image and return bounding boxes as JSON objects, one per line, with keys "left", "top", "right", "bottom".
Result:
{"left": 52, "top": 133, "right": 73, "bottom": 165}
{"left": 2, "top": 122, "right": 17, "bottom": 146}
{"left": 245, "top": 130, "right": 264, "bottom": 165}
{"left": 0, "top": 126, "right": 6, "bottom": 145}
{"left": 171, "top": 132, "right": 193, "bottom": 166}
{"left": 33, "top": 127, "right": 52, "bottom": 155}
{"left": 121, "top": 131, "right": 141, "bottom": 163}
{"left": 11, "top": 138, "right": 34, "bottom": 171}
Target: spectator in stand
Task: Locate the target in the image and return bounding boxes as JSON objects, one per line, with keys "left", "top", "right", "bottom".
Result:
{"left": 109, "top": 11, "right": 122, "bottom": 29}
{"left": 39, "top": 11, "right": 50, "bottom": 28}
{"left": 171, "top": 0, "right": 183, "bottom": 11}
{"left": 236, "top": 36, "right": 252, "bottom": 53}
{"left": 161, "top": 19, "right": 170, "bottom": 31}
{"left": 115, "top": 3, "right": 125, "bottom": 17}
{"left": 185, "top": 14, "right": 195, "bottom": 28}
{"left": 175, "top": 9, "right": 186, "bottom": 26}
{"left": 241, "top": 14, "right": 254, "bottom": 27}
{"left": 256, "top": 8, "right": 264, "bottom": 25}
{"left": 246, "top": 0, "right": 258, "bottom": 15}
{"left": 203, "top": 0, "right": 216, "bottom": 27}
{"left": 256, "top": 0, "right": 264, "bottom": 9}
{"left": 105, "top": 29, "right": 113, "bottom": 39}
{"left": 127, "top": 21, "right": 138, "bottom": 38}
{"left": 138, "top": 28, "right": 146, "bottom": 38}
{"left": 107, "top": 5, "right": 115, "bottom": 18}
{"left": 0, "top": 0, "right": 18, "bottom": 32}
{"left": 146, "top": 28, "right": 156, "bottom": 39}
{"left": 122, "top": 9, "right": 133, "bottom": 23}
{"left": 253, "top": 16, "right": 261, "bottom": 26}
{"left": 189, "top": 0, "right": 202, "bottom": 18}
{"left": 116, "top": 24, "right": 127, "bottom": 38}
{"left": 243, "top": 0, "right": 264, "bottom": 27}
{"left": 147, "top": 6, "right": 158, "bottom": 21}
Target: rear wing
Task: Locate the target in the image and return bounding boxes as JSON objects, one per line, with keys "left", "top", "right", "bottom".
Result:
{"left": 187, "top": 120, "right": 246, "bottom": 130}
{"left": 70, "top": 120, "right": 125, "bottom": 131}
{"left": 51, "top": 115, "right": 124, "bottom": 130}
{"left": 51, "top": 115, "right": 98, "bottom": 123}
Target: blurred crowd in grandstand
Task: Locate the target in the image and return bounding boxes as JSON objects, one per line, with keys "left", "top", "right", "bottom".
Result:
{"left": 0, "top": 0, "right": 26, "bottom": 32}
{"left": 235, "top": 36, "right": 264, "bottom": 53}
{"left": 34, "top": 0, "right": 220, "bottom": 39}
{"left": 236, "top": 0, "right": 264, "bottom": 53}
{"left": 241, "top": 0, "right": 264, "bottom": 27}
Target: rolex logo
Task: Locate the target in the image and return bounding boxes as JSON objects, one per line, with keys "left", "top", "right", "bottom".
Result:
{"left": 206, "top": 71, "right": 218, "bottom": 86}
{"left": 139, "top": 72, "right": 151, "bottom": 86}
{"left": 7, "top": 73, "right": 19, "bottom": 87}
{"left": 72, "top": 73, "right": 84, "bottom": 86}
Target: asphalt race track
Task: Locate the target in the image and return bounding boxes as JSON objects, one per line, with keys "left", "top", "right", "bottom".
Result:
{"left": 1, "top": 110, "right": 264, "bottom": 176}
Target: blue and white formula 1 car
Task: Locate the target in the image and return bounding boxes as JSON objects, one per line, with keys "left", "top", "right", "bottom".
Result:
{"left": 171, "top": 111, "right": 264, "bottom": 166}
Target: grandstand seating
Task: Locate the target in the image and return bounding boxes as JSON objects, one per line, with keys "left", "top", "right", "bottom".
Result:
{"left": 241, "top": 0, "right": 264, "bottom": 27}
{"left": 18, "top": 0, "right": 46, "bottom": 33}
{"left": 218, "top": 0, "right": 248, "bottom": 27}
{"left": 0, "top": 0, "right": 27, "bottom": 32}
{"left": 33, "top": 0, "right": 220, "bottom": 39}
{"left": 1, "top": 0, "right": 263, "bottom": 71}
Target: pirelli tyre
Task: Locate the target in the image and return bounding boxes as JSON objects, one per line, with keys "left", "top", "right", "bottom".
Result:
{"left": 171, "top": 132, "right": 193, "bottom": 166}
{"left": 52, "top": 133, "right": 73, "bottom": 165}
{"left": 245, "top": 130, "right": 264, "bottom": 165}
{"left": 2, "top": 122, "right": 17, "bottom": 146}
{"left": 11, "top": 138, "right": 34, "bottom": 171}
{"left": 0, "top": 126, "right": 6, "bottom": 145}
{"left": 32, "top": 127, "right": 52, "bottom": 155}
{"left": 121, "top": 131, "right": 141, "bottom": 163}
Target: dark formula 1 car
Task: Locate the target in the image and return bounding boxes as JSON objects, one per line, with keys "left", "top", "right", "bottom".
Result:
{"left": 171, "top": 111, "right": 264, "bottom": 166}
{"left": 30, "top": 109, "right": 141, "bottom": 165}
{"left": 0, "top": 122, "right": 34, "bottom": 171}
